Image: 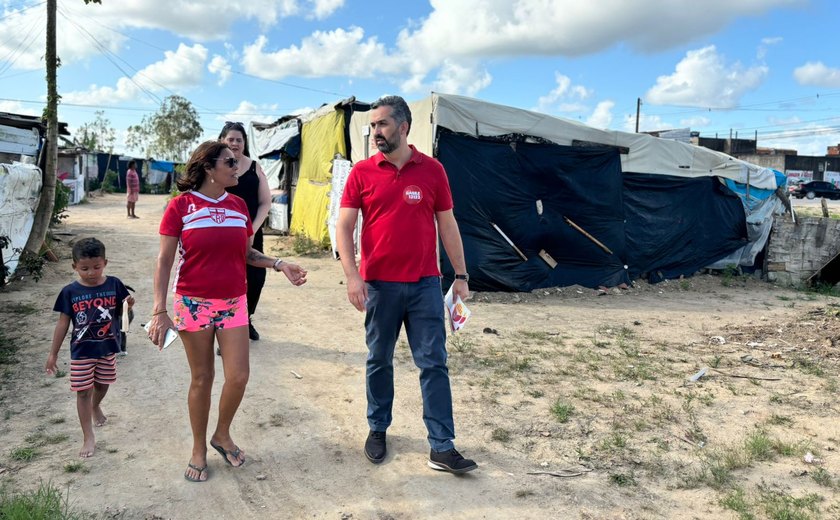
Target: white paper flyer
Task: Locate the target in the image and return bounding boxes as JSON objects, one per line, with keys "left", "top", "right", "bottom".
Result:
{"left": 444, "top": 283, "right": 471, "bottom": 332}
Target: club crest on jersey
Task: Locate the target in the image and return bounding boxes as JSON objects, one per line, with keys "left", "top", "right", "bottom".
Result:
{"left": 403, "top": 185, "right": 422, "bottom": 205}
{"left": 209, "top": 208, "right": 226, "bottom": 223}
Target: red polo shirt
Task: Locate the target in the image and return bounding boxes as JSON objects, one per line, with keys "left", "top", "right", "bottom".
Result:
{"left": 341, "top": 146, "right": 453, "bottom": 282}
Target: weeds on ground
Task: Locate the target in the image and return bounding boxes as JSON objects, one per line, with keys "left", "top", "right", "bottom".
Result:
{"left": 0, "top": 329, "right": 19, "bottom": 365}
{"left": 9, "top": 447, "right": 36, "bottom": 462}
{"left": 291, "top": 235, "right": 326, "bottom": 256}
{"left": 0, "top": 481, "right": 84, "bottom": 519}
{"left": 63, "top": 462, "right": 88, "bottom": 474}
{"left": 550, "top": 399, "right": 573, "bottom": 423}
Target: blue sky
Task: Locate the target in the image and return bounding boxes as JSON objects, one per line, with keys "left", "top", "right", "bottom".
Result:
{"left": 2, "top": 0, "right": 840, "bottom": 157}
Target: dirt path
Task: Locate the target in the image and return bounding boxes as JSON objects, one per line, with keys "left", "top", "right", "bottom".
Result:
{"left": 1, "top": 193, "right": 839, "bottom": 519}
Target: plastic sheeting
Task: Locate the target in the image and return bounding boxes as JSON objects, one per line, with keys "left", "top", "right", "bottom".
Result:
{"left": 438, "top": 131, "right": 629, "bottom": 292}
{"left": 0, "top": 162, "right": 41, "bottom": 282}
{"left": 290, "top": 109, "right": 347, "bottom": 245}
{"left": 622, "top": 173, "right": 747, "bottom": 282}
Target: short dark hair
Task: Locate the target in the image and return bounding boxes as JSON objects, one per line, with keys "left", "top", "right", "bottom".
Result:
{"left": 177, "top": 141, "right": 230, "bottom": 192}
{"left": 371, "top": 95, "right": 412, "bottom": 134}
{"left": 218, "top": 121, "right": 250, "bottom": 157}
{"left": 72, "top": 237, "right": 106, "bottom": 262}
{"left": 128, "top": 160, "right": 136, "bottom": 169}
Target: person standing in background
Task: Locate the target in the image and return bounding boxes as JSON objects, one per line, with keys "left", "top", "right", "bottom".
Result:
{"left": 126, "top": 160, "right": 140, "bottom": 219}
{"left": 219, "top": 122, "right": 272, "bottom": 341}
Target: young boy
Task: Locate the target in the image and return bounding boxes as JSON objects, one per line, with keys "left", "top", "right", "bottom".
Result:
{"left": 46, "top": 237, "right": 134, "bottom": 458}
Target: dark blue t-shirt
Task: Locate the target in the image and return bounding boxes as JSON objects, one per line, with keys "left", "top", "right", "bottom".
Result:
{"left": 53, "top": 276, "right": 130, "bottom": 360}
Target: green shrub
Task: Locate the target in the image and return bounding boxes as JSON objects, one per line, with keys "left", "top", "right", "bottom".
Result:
{"left": 101, "top": 170, "right": 118, "bottom": 194}
{"left": 52, "top": 181, "right": 70, "bottom": 225}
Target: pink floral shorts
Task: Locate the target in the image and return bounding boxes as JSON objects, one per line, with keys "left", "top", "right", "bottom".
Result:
{"left": 172, "top": 294, "right": 248, "bottom": 332}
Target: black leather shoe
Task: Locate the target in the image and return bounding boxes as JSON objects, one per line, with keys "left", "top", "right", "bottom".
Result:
{"left": 364, "top": 430, "right": 387, "bottom": 464}
{"left": 427, "top": 448, "right": 477, "bottom": 474}
{"left": 248, "top": 322, "right": 260, "bottom": 341}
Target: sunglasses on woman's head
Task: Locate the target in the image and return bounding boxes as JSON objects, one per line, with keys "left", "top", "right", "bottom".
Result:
{"left": 217, "top": 157, "right": 238, "bottom": 168}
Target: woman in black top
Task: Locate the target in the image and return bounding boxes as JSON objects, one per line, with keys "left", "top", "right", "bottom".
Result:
{"left": 219, "top": 122, "right": 272, "bottom": 340}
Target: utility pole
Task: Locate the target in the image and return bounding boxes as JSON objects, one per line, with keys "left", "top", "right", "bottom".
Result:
{"left": 635, "top": 97, "right": 642, "bottom": 133}
{"left": 24, "top": 0, "right": 57, "bottom": 256}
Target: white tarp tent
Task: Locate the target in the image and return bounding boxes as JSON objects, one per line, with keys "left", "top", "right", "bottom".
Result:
{"left": 349, "top": 93, "right": 777, "bottom": 191}
{"left": 0, "top": 162, "right": 42, "bottom": 282}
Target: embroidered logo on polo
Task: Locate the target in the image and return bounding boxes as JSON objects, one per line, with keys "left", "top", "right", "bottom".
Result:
{"left": 209, "top": 208, "right": 226, "bottom": 223}
{"left": 403, "top": 185, "right": 422, "bottom": 205}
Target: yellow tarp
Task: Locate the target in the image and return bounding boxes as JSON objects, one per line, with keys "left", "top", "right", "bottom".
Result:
{"left": 290, "top": 109, "right": 347, "bottom": 245}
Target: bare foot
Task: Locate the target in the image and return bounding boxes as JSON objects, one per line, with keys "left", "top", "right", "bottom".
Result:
{"left": 79, "top": 437, "right": 95, "bottom": 458}
{"left": 93, "top": 407, "right": 107, "bottom": 427}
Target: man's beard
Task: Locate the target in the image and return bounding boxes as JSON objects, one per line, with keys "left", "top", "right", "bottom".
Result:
{"left": 375, "top": 134, "right": 398, "bottom": 153}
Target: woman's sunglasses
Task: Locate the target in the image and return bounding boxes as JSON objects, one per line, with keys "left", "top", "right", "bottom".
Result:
{"left": 217, "top": 157, "right": 238, "bottom": 168}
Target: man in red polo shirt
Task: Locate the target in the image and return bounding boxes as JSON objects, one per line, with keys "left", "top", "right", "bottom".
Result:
{"left": 337, "top": 95, "right": 476, "bottom": 475}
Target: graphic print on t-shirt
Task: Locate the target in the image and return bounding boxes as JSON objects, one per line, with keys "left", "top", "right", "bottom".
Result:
{"left": 71, "top": 293, "right": 119, "bottom": 345}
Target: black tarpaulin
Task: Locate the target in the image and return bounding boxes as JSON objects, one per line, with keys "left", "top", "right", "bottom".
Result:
{"left": 437, "top": 131, "right": 628, "bottom": 292}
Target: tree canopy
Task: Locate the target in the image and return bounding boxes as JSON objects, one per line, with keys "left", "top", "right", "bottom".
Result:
{"left": 126, "top": 95, "right": 202, "bottom": 161}
{"left": 75, "top": 110, "right": 116, "bottom": 152}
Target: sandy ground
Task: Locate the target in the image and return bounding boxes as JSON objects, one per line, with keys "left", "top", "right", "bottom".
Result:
{"left": 1, "top": 193, "right": 839, "bottom": 520}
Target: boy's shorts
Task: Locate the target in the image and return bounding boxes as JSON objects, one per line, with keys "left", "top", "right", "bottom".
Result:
{"left": 70, "top": 354, "right": 117, "bottom": 392}
{"left": 173, "top": 294, "right": 248, "bottom": 332}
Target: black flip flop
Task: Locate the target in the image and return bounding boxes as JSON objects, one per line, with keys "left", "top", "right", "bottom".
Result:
{"left": 184, "top": 462, "right": 208, "bottom": 482}
{"left": 210, "top": 442, "right": 244, "bottom": 467}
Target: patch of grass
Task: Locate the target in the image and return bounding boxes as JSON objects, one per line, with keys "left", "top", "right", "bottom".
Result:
{"left": 63, "top": 461, "right": 88, "bottom": 474}
{"left": 767, "top": 414, "right": 793, "bottom": 427}
{"left": 48, "top": 417, "right": 66, "bottom": 425}
{"left": 25, "top": 432, "right": 69, "bottom": 446}
{"left": 793, "top": 357, "right": 825, "bottom": 377}
{"left": 9, "top": 447, "right": 36, "bottom": 462}
{"left": 269, "top": 413, "right": 284, "bottom": 427}
{"left": 290, "top": 235, "right": 325, "bottom": 256}
{"left": 0, "top": 481, "right": 85, "bottom": 519}
{"left": 720, "top": 488, "right": 756, "bottom": 520}
{"left": 0, "top": 329, "right": 19, "bottom": 365}
{"left": 3, "top": 302, "right": 39, "bottom": 316}
{"left": 776, "top": 295, "right": 792, "bottom": 301}
{"left": 744, "top": 430, "right": 776, "bottom": 462}
{"left": 550, "top": 400, "right": 574, "bottom": 423}
{"left": 609, "top": 472, "right": 636, "bottom": 487}
{"left": 514, "top": 489, "right": 535, "bottom": 498}
{"left": 757, "top": 486, "right": 822, "bottom": 520}
{"left": 491, "top": 428, "right": 511, "bottom": 443}
{"left": 527, "top": 389, "right": 544, "bottom": 398}
{"left": 448, "top": 334, "right": 475, "bottom": 354}
{"left": 810, "top": 467, "right": 835, "bottom": 488}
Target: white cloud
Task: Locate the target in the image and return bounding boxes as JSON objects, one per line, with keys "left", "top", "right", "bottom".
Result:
{"left": 0, "top": 0, "right": 342, "bottom": 72}
{"left": 208, "top": 55, "right": 232, "bottom": 86}
{"left": 428, "top": 61, "right": 492, "bottom": 97}
{"left": 62, "top": 44, "right": 208, "bottom": 105}
{"left": 219, "top": 100, "right": 281, "bottom": 127}
{"left": 310, "top": 0, "right": 344, "bottom": 20}
{"left": 0, "top": 100, "right": 38, "bottom": 116}
{"left": 242, "top": 28, "right": 401, "bottom": 79}
{"left": 535, "top": 73, "right": 593, "bottom": 113}
{"left": 622, "top": 112, "right": 670, "bottom": 133}
{"left": 761, "top": 125, "right": 840, "bottom": 156}
{"left": 793, "top": 62, "right": 840, "bottom": 88}
{"left": 757, "top": 36, "right": 782, "bottom": 60}
{"left": 645, "top": 45, "right": 768, "bottom": 108}
{"left": 586, "top": 101, "right": 614, "bottom": 129}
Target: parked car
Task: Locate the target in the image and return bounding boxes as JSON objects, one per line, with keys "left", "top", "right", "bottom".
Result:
{"left": 792, "top": 180, "right": 840, "bottom": 200}
{"left": 787, "top": 178, "right": 804, "bottom": 194}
